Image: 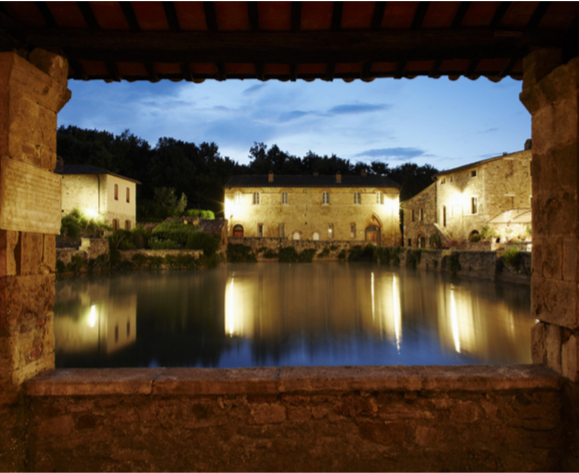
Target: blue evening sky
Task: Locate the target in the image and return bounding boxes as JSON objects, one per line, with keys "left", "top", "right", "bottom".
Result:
{"left": 59, "top": 76, "right": 530, "bottom": 172}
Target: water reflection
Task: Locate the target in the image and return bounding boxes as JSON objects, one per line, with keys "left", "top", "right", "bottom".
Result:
{"left": 54, "top": 263, "right": 534, "bottom": 368}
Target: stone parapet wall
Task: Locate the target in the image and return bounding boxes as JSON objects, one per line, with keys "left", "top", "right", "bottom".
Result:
{"left": 23, "top": 365, "right": 564, "bottom": 472}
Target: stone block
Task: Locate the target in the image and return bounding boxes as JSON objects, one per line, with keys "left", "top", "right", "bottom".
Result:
{"left": 43, "top": 234, "right": 55, "bottom": 273}
{"left": 532, "top": 322, "right": 548, "bottom": 365}
{"left": 545, "top": 323, "right": 563, "bottom": 374}
{"left": 249, "top": 403, "right": 286, "bottom": 425}
{"left": 531, "top": 276, "right": 579, "bottom": 328}
{"left": 0, "top": 230, "right": 19, "bottom": 277}
{"left": 27, "top": 49, "right": 69, "bottom": 85}
{"left": 562, "top": 334, "right": 579, "bottom": 382}
{"left": 20, "top": 232, "right": 43, "bottom": 276}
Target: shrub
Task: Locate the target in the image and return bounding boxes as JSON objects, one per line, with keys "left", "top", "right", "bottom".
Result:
{"left": 429, "top": 233, "right": 442, "bottom": 249}
{"left": 227, "top": 243, "right": 257, "bottom": 263}
{"left": 152, "top": 220, "right": 200, "bottom": 247}
{"left": 263, "top": 249, "right": 279, "bottom": 259}
{"left": 87, "top": 254, "right": 109, "bottom": 272}
{"left": 278, "top": 247, "right": 299, "bottom": 263}
{"left": 469, "top": 233, "right": 482, "bottom": 243}
{"left": 60, "top": 208, "right": 110, "bottom": 239}
{"left": 186, "top": 232, "right": 220, "bottom": 256}
{"left": 329, "top": 245, "right": 338, "bottom": 251}
{"left": 67, "top": 253, "right": 85, "bottom": 275}
{"left": 348, "top": 244, "right": 375, "bottom": 262}
{"left": 56, "top": 260, "right": 66, "bottom": 274}
{"left": 147, "top": 256, "right": 164, "bottom": 270}
{"left": 298, "top": 249, "right": 317, "bottom": 262}
{"left": 503, "top": 246, "right": 522, "bottom": 270}
{"left": 318, "top": 248, "right": 330, "bottom": 258}
{"left": 200, "top": 253, "right": 221, "bottom": 268}
{"left": 338, "top": 250, "right": 347, "bottom": 261}
{"left": 185, "top": 209, "right": 215, "bottom": 220}
{"left": 526, "top": 224, "right": 532, "bottom": 238}
{"left": 480, "top": 225, "right": 498, "bottom": 241}
{"left": 448, "top": 252, "right": 461, "bottom": 274}
{"left": 406, "top": 249, "right": 422, "bottom": 268}
{"left": 131, "top": 253, "right": 149, "bottom": 267}
{"left": 449, "top": 239, "right": 460, "bottom": 248}
{"left": 149, "top": 237, "right": 180, "bottom": 250}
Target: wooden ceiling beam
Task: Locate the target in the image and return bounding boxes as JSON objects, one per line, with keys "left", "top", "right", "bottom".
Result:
{"left": 162, "top": 2, "right": 180, "bottom": 32}
{"left": 290, "top": 63, "right": 297, "bottom": 81}
{"left": 451, "top": 2, "right": 470, "bottom": 29}
{"left": 144, "top": 63, "right": 159, "bottom": 82}
{"left": 490, "top": 2, "right": 511, "bottom": 30}
{"left": 331, "top": 2, "right": 343, "bottom": 32}
{"left": 291, "top": 2, "right": 302, "bottom": 32}
{"left": 180, "top": 63, "right": 193, "bottom": 81}
{"left": 412, "top": 2, "right": 430, "bottom": 30}
{"left": 216, "top": 62, "right": 225, "bottom": 80}
{"left": 255, "top": 62, "right": 265, "bottom": 81}
{"left": 34, "top": 2, "right": 57, "bottom": 29}
{"left": 203, "top": 2, "right": 218, "bottom": 32}
{"left": 361, "top": 61, "right": 372, "bottom": 79}
{"left": 105, "top": 61, "right": 121, "bottom": 81}
{"left": 428, "top": 58, "right": 442, "bottom": 77}
{"left": 69, "top": 58, "right": 87, "bottom": 80}
{"left": 499, "top": 56, "right": 517, "bottom": 78}
{"left": 326, "top": 63, "right": 336, "bottom": 81}
{"left": 466, "top": 58, "right": 479, "bottom": 75}
{"left": 119, "top": 2, "right": 140, "bottom": 33}
{"left": 77, "top": 2, "right": 99, "bottom": 31}
{"left": 371, "top": 2, "right": 386, "bottom": 31}
{"left": 394, "top": 60, "right": 406, "bottom": 79}
{"left": 248, "top": 2, "right": 259, "bottom": 32}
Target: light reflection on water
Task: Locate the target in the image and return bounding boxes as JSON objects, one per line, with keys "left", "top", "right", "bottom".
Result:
{"left": 54, "top": 262, "right": 534, "bottom": 368}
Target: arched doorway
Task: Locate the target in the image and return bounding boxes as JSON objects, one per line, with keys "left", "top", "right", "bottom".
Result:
{"left": 417, "top": 234, "right": 426, "bottom": 248}
{"left": 292, "top": 231, "right": 301, "bottom": 240}
{"left": 365, "top": 225, "right": 381, "bottom": 244}
{"left": 232, "top": 224, "right": 244, "bottom": 237}
{"left": 312, "top": 232, "right": 320, "bottom": 240}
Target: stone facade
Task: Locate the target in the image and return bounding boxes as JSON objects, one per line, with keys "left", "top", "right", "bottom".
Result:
{"left": 404, "top": 150, "right": 532, "bottom": 247}
{"left": 225, "top": 173, "right": 401, "bottom": 246}
{"left": 59, "top": 167, "right": 139, "bottom": 231}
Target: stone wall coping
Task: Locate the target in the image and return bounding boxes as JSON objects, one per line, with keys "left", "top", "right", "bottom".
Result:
{"left": 24, "top": 365, "right": 562, "bottom": 397}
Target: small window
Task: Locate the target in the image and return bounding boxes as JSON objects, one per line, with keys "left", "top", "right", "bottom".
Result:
{"left": 376, "top": 192, "right": 384, "bottom": 204}
{"left": 281, "top": 192, "right": 288, "bottom": 204}
{"left": 411, "top": 209, "right": 415, "bottom": 222}
{"left": 114, "top": 325, "right": 119, "bottom": 343}
{"left": 350, "top": 223, "right": 356, "bottom": 239}
{"left": 112, "top": 219, "right": 119, "bottom": 231}
{"left": 234, "top": 191, "right": 242, "bottom": 204}
{"left": 322, "top": 192, "right": 330, "bottom": 205}
{"left": 471, "top": 197, "right": 478, "bottom": 214}
{"left": 450, "top": 176, "right": 454, "bottom": 183}
{"left": 126, "top": 321, "right": 130, "bottom": 337}
{"left": 354, "top": 192, "right": 361, "bottom": 205}
{"left": 253, "top": 192, "right": 260, "bottom": 205}
{"left": 279, "top": 224, "right": 285, "bottom": 238}
{"left": 471, "top": 170, "right": 477, "bottom": 177}
{"left": 441, "top": 178, "right": 446, "bottom": 185}
{"left": 407, "top": 238, "right": 411, "bottom": 247}
{"left": 258, "top": 223, "right": 263, "bottom": 237}
{"left": 328, "top": 223, "right": 334, "bottom": 239}
{"left": 125, "top": 220, "right": 131, "bottom": 231}
{"left": 420, "top": 209, "right": 424, "bottom": 221}
{"left": 126, "top": 187, "right": 130, "bottom": 203}
{"left": 114, "top": 184, "right": 119, "bottom": 200}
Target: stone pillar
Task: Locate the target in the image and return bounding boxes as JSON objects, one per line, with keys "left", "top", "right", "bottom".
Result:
{"left": 519, "top": 50, "right": 579, "bottom": 381}
{"left": 0, "top": 50, "right": 70, "bottom": 470}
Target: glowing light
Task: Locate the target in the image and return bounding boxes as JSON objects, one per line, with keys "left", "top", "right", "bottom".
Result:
{"left": 450, "top": 289, "right": 461, "bottom": 353}
{"left": 84, "top": 208, "right": 99, "bottom": 219}
{"left": 371, "top": 272, "right": 375, "bottom": 322}
{"left": 392, "top": 274, "right": 402, "bottom": 352}
{"left": 88, "top": 305, "right": 97, "bottom": 328}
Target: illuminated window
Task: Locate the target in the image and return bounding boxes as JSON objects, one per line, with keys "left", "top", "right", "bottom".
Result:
{"left": 471, "top": 170, "right": 477, "bottom": 177}
{"left": 471, "top": 197, "right": 478, "bottom": 214}
{"left": 125, "top": 220, "right": 131, "bottom": 230}
{"left": 126, "top": 187, "right": 130, "bottom": 203}
{"left": 322, "top": 192, "right": 330, "bottom": 205}
{"left": 234, "top": 192, "right": 241, "bottom": 204}
{"left": 420, "top": 209, "right": 424, "bottom": 221}
{"left": 112, "top": 219, "right": 119, "bottom": 231}
{"left": 281, "top": 192, "right": 288, "bottom": 204}
{"left": 114, "top": 184, "right": 118, "bottom": 200}
{"left": 258, "top": 223, "right": 263, "bottom": 237}
{"left": 350, "top": 223, "right": 356, "bottom": 238}
{"left": 354, "top": 192, "right": 361, "bottom": 205}
{"left": 328, "top": 223, "right": 334, "bottom": 238}
{"left": 376, "top": 192, "right": 384, "bottom": 204}
{"left": 279, "top": 224, "right": 285, "bottom": 238}
{"left": 253, "top": 192, "right": 260, "bottom": 205}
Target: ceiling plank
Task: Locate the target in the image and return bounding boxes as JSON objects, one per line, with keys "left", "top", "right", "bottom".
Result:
{"left": 371, "top": 2, "right": 387, "bottom": 31}
{"left": 216, "top": 62, "right": 225, "bottom": 80}
{"left": 428, "top": 58, "right": 442, "bottom": 77}
{"left": 77, "top": 2, "right": 99, "bottom": 31}
{"left": 119, "top": 2, "right": 140, "bottom": 33}
{"left": 326, "top": 62, "right": 336, "bottom": 81}
{"left": 203, "top": 2, "right": 218, "bottom": 32}
{"left": 68, "top": 59, "right": 87, "bottom": 80}
{"left": 291, "top": 2, "right": 302, "bottom": 32}
{"left": 144, "top": 63, "right": 159, "bottom": 82}
{"left": 412, "top": 2, "right": 430, "bottom": 30}
{"left": 331, "top": 2, "right": 343, "bottom": 32}
{"left": 394, "top": 60, "right": 406, "bottom": 79}
{"left": 248, "top": 2, "right": 259, "bottom": 32}
{"left": 451, "top": 2, "right": 470, "bottom": 29}
{"left": 25, "top": 29, "right": 564, "bottom": 64}
{"left": 162, "top": 2, "right": 180, "bottom": 32}
{"left": 361, "top": 61, "right": 372, "bottom": 79}
{"left": 290, "top": 63, "right": 297, "bottom": 81}
{"left": 466, "top": 58, "right": 479, "bottom": 75}
{"left": 180, "top": 63, "right": 192, "bottom": 81}
{"left": 255, "top": 62, "right": 265, "bottom": 80}
{"left": 499, "top": 56, "right": 518, "bottom": 77}
{"left": 34, "top": 2, "right": 57, "bottom": 29}
{"left": 105, "top": 61, "right": 121, "bottom": 81}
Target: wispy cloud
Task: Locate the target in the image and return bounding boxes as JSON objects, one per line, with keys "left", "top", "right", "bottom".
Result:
{"left": 355, "top": 147, "right": 426, "bottom": 160}
{"left": 278, "top": 110, "right": 312, "bottom": 122}
{"left": 243, "top": 84, "right": 267, "bottom": 96}
{"left": 479, "top": 127, "right": 498, "bottom": 134}
{"left": 328, "top": 103, "right": 391, "bottom": 115}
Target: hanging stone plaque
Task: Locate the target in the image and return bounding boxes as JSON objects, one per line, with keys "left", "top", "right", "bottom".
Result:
{"left": 0, "top": 156, "right": 62, "bottom": 234}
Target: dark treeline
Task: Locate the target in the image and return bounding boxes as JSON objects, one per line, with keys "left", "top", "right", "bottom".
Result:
{"left": 57, "top": 126, "right": 438, "bottom": 219}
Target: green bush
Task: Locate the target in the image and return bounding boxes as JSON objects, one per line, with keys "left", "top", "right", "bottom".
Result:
{"left": 279, "top": 247, "right": 299, "bottom": 263}
{"left": 227, "top": 243, "right": 257, "bottom": 263}
{"left": 186, "top": 232, "right": 220, "bottom": 256}
{"left": 318, "top": 248, "right": 330, "bottom": 258}
{"left": 152, "top": 221, "right": 200, "bottom": 247}
{"left": 147, "top": 256, "right": 164, "bottom": 270}
{"left": 263, "top": 249, "right": 279, "bottom": 259}
{"left": 185, "top": 209, "right": 215, "bottom": 219}
{"left": 480, "top": 225, "right": 498, "bottom": 241}
{"left": 56, "top": 260, "right": 66, "bottom": 274}
{"left": 329, "top": 245, "right": 338, "bottom": 251}
{"left": 468, "top": 233, "right": 482, "bottom": 243}
{"left": 131, "top": 253, "right": 149, "bottom": 267}
{"left": 87, "top": 254, "right": 109, "bottom": 272}
{"left": 448, "top": 252, "right": 461, "bottom": 274}
{"left": 406, "top": 249, "right": 422, "bottom": 268}
{"left": 200, "top": 253, "right": 221, "bottom": 268}
{"left": 503, "top": 246, "right": 522, "bottom": 270}
{"left": 298, "top": 249, "right": 317, "bottom": 262}
{"left": 67, "top": 254, "right": 85, "bottom": 275}
{"left": 338, "top": 250, "right": 347, "bottom": 261}
{"left": 429, "top": 233, "right": 442, "bottom": 249}
{"left": 149, "top": 237, "right": 180, "bottom": 250}
{"left": 348, "top": 244, "right": 375, "bottom": 262}
{"left": 60, "top": 208, "right": 110, "bottom": 239}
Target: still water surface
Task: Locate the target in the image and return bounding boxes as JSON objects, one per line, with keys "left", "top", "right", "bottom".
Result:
{"left": 54, "top": 263, "right": 534, "bottom": 368}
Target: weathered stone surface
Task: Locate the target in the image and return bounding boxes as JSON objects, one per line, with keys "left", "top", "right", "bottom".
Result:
{"left": 531, "top": 276, "right": 578, "bottom": 328}
{"left": 532, "top": 322, "right": 548, "bottom": 365}
{"left": 545, "top": 323, "right": 563, "bottom": 374}
{"left": 562, "top": 335, "right": 579, "bottom": 382}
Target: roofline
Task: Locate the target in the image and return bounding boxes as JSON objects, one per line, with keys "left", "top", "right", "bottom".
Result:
{"left": 400, "top": 182, "right": 436, "bottom": 204}
{"left": 57, "top": 169, "right": 142, "bottom": 185}
{"left": 434, "top": 149, "right": 530, "bottom": 178}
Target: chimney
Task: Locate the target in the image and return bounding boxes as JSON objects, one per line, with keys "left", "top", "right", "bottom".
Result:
{"left": 524, "top": 139, "right": 532, "bottom": 150}
{"left": 361, "top": 168, "right": 367, "bottom": 177}
{"left": 268, "top": 170, "right": 274, "bottom": 183}
{"left": 336, "top": 171, "right": 342, "bottom": 183}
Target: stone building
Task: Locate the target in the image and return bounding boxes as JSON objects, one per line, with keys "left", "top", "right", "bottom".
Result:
{"left": 224, "top": 172, "right": 401, "bottom": 246}
{"left": 56, "top": 164, "right": 140, "bottom": 231}
{"left": 404, "top": 148, "right": 532, "bottom": 247}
